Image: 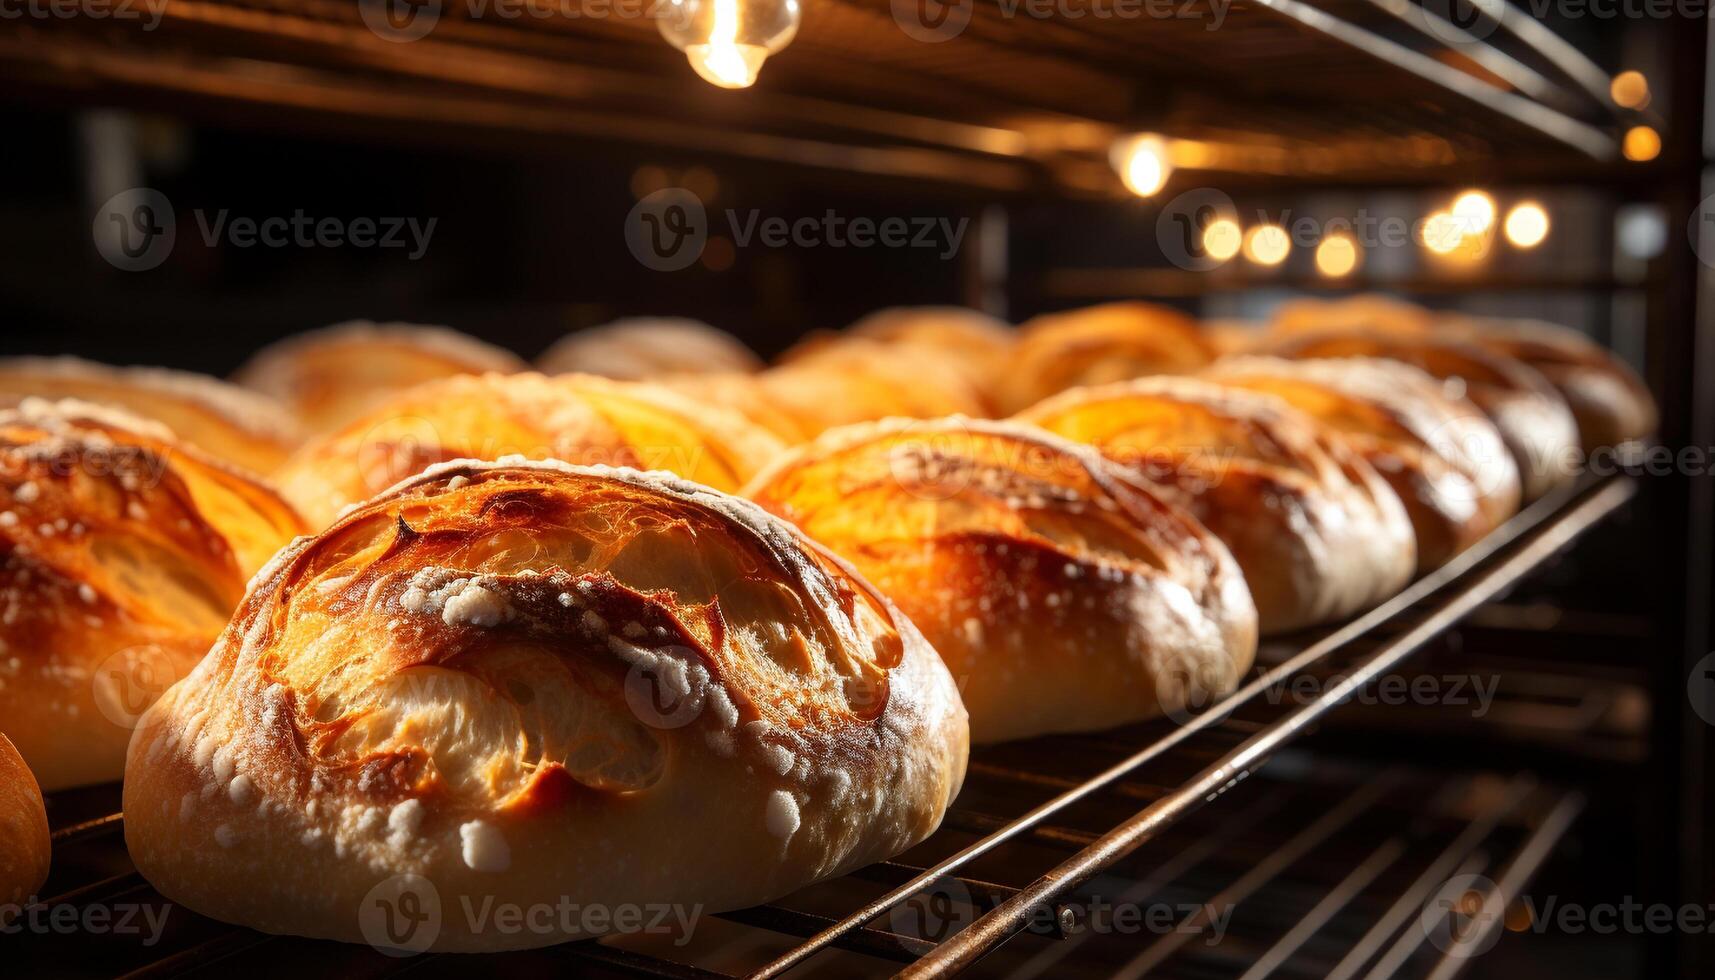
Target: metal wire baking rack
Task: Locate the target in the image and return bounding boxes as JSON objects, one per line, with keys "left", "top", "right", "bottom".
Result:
{"left": 17, "top": 471, "right": 1635, "bottom": 979}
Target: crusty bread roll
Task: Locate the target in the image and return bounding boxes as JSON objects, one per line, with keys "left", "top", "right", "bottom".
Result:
{"left": 1267, "top": 293, "right": 1441, "bottom": 338}
{"left": 756, "top": 341, "right": 991, "bottom": 437}
{"left": 1001, "top": 302, "right": 1215, "bottom": 414}
{"left": 1200, "top": 320, "right": 1266, "bottom": 357}
{"left": 1018, "top": 378, "right": 1416, "bottom": 633}
{"left": 0, "top": 734, "right": 50, "bottom": 911}
{"left": 656, "top": 372, "right": 812, "bottom": 444}
{"left": 1205, "top": 357, "right": 1520, "bottom": 573}
{"left": 1449, "top": 319, "right": 1656, "bottom": 452}
{"left": 235, "top": 322, "right": 526, "bottom": 435}
{"left": 0, "top": 356, "right": 300, "bottom": 475}
{"left": 1262, "top": 332, "right": 1581, "bottom": 501}
{"left": 0, "top": 399, "right": 306, "bottom": 790}
{"left": 537, "top": 318, "right": 762, "bottom": 380}
{"left": 745, "top": 418, "right": 1256, "bottom": 743}
{"left": 274, "top": 373, "right": 788, "bottom": 528}
{"left": 124, "top": 459, "right": 967, "bottom": 952}
{"left": 845, "top": 306, "right": 1015, "bottom": 405}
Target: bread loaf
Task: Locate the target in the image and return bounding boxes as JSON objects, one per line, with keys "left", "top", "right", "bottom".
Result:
{"left": 746, "top": 417, "right": 1257, "bottom": 742}
{"left": 124, "top": 459, "right": 967, "bottom": 952}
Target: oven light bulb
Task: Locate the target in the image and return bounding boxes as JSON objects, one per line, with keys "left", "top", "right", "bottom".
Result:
{"left": 1110, "top": 134, "right": 1171, "bottom": 197}
{"left": 660, "top": 0, "right": 800, "bottom": 89}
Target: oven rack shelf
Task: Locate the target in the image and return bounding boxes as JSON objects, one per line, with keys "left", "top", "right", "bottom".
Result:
{"left": 18, "top": 472, "right": 1634, "bottom": 978}
{"left": 0, "top": 0, "right": 1654, "bottom": 192}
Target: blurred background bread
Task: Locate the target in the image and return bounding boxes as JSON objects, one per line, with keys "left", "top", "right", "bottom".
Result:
{"left": 746, "top": 418, "right": 1257, "bottom": 743}
{"left": 536, "top": 317, "right": 763, "bottom": 380}
{"left": 844, "top": 306, "right": 1015, "bottom": 407}
{"left": 1450, "top": 318, "right": 1657, "bottom": 452}
{"left": 0, "top": 399, "right": 305, "bottom": 790}
{"left": 124, "top": 459, "right": 966, "bottom": 952}
{"left": 274, "top": 372, "right": 787, "bottom": 527}
{"left": 235, "top": 321, "right": 526, "bottom": 435}
{"left": 1000, "top": 302, "right": 1215, "bottom": 414}
{"left": 0, "top": 357, "right": 300, "bottom": 475}
{"left": 1019, "top": 377, "right": 1416, "bottom": 633}
{"left": 757, "top": 339, "right": 991, "bottom": 436}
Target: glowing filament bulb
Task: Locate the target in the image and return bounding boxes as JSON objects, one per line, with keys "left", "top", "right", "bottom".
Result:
{"left": 661, "top": 0, "right": 799, "bottom": 89}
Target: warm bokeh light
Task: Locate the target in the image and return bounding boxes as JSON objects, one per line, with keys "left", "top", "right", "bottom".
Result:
{"left": 1112, "top": 134, "right": 1171, "bottom": 197}
{"left": 1202, "top": 218, "right": 1243, "bottom": 261}
{"left": 1314, "top": 234, "right": 1360, "bottom": 277}
{"left": 1504, "top": 202, "right": 1550, "bottom": 248}
{"left": 1420, "top": 211, "right": 1464, "bottom": 255}
{"left": 1450, "top": 189, "right": 1496, "bottom": 234}
{"left": 1242, "top": 224, "right": 1290, "bottom": 266}
{"left": 1610, "top": 70, "right": 1651, "bottom": 109}
{"left": 1623, "top": 125, "right": 1662, "bottom": 162}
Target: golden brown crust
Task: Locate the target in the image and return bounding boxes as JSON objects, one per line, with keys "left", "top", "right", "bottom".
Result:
{"left": 1018, "top": 377, "right": 1416, "bottom": 633}
{"left": 537, "top": 318, "right": 762, "bottom": 380}
{"left": 1205, "top": 357, "right": 1521, "bottom": 573}
{"left": 1449, "top": 318, "right": 1657, "bottom": 452}
{"left": 1260, "top": 332, "right": 1581, "bottom": 501}
{"left": 0, "top": 734, "right": 50, "bottom": 910}
{"left": 844, "top": 307, "right": 1016, "bottom": 406}
{"left": 124, "top": 459, "right": 966, "bottom": 952}
{"left": 0, "top": 357, "right": 301, "bottom": 475}
{"left": 0, "top": 399, "right": 306, "bottom": 790}
{"left": 756, "top": 341, "right": 991, "bottom": 437}
{"left": 1267, "top": 294, "right": 1442, "bottom": 338}
{"left": 745, "top": 418, "right": 1257, "bottom": 743}
{"left": 274, "top": 373, "right": 788, "bottom": 528}
{"left": 1001, "top": 302, "right": 1216, "bottom": 414}
{"left": 235, "top": 322, "right": 527, "bottom": 435}
{"left": 655, "top": 372, "right": 812, "bottom": 444}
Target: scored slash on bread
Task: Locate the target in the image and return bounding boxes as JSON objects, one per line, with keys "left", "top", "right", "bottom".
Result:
{"left": 123, "top": 458, "right": 967, "bottom": 953}
{"left": 1019, "top": 377, "right": 1418, "bottom": 634}
{"left": 0, "top": 398, "right": 306, "bottom": 791}
{"left": 744, "top": 416, "right": 1258, "bottom": 743}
